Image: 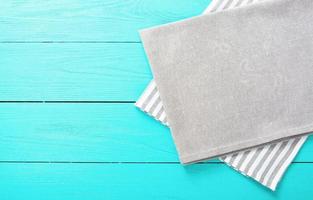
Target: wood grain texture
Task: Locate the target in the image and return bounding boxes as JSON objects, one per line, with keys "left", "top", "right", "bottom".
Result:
{"left": 0, "top": 103, "right": 312, "bottom": 162}
{"left": 0, "top": 43, "right": 151, "bottom": 101}
{"left": 0, "top": 163, "right": 312, "bottom": 200}
{"left": 0, "top": 103, "right": 174, "bottom": 162}
{"left": 0, "top": 0, "right": 211, "bottom": 42}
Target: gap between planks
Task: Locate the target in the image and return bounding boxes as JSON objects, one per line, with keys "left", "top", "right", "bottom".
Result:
{"left": 0, "top": 161, "right": 311, "bottom": 164}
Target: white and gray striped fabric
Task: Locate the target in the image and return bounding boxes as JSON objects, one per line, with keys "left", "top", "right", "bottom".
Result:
{"left": 135, "top": 0, "right": 308, "bottom": 190}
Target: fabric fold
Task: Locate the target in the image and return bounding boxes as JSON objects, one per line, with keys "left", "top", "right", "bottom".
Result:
{"left": 140, "top": 0, "right": 313, "bottom": 164}
{"left": 136, "top": 0, "right": 311, "bottom": 190}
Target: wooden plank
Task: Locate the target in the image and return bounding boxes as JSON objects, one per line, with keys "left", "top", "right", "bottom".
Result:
{"left": 0, "top": 163, "right": 312, "bottom": 199}
{"left": 0, "top": 103, "right": 312, "bottom": 162}
{"left": 0, "top": 103, "right": 174, "bottom": 162}
{"left": 0, "top": 43, "right": 151, "bottom": 101}
{"left": 0, "top": 0, "right": 211, "bottom": 41}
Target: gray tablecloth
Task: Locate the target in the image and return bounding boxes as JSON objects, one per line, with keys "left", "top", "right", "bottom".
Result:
{"left": 140, "top": 0, "right": 313, "bottom": 164}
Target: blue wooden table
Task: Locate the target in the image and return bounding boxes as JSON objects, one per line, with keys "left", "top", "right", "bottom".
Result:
{"left": 0, "top": 0, "right": 312, "bottom": 199}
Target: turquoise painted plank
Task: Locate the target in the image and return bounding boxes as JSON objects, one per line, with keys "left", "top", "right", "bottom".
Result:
{"left": 0, "top": 43, "right": 151, "bottom": 100}
{"left": 0, "top": 0, "right": 211, "bottom": 41}
{"left": 0, "top": 103, "right": 312, "bottom": 162}
{"left": 0, "top": 163, "right": 312, "bottom": 200}
{"left": 0, "top": 103, "right": 174, "bottom": 162}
